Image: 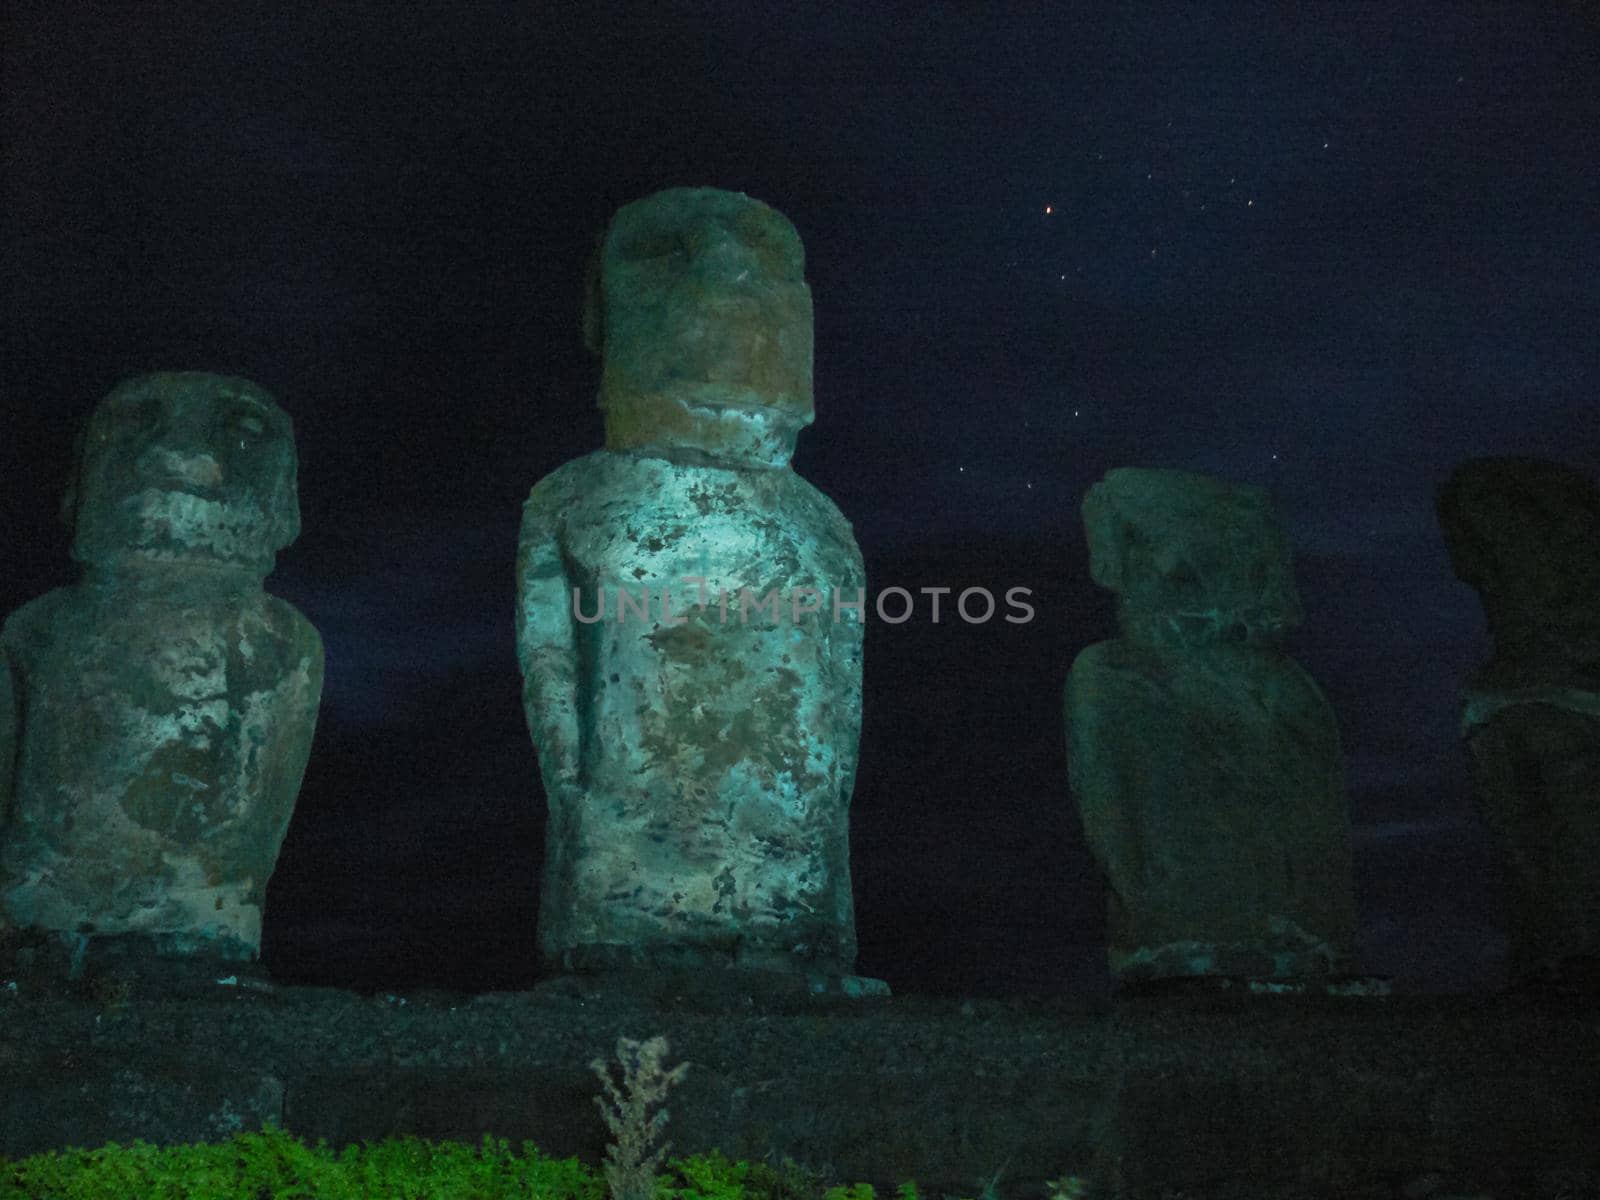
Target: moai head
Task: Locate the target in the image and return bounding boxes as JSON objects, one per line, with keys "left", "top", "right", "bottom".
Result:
{"left": 63, "top": 373, "right": 301, "bottom": 578}
{"left": 1083, "top": 467, "right": 1303, "bottom": 649}
{"left": 1436, "top": 456, "right": 1600, "bottom": 671}
{"left": 584, "top": 187, "right": 814, "bottom": 468}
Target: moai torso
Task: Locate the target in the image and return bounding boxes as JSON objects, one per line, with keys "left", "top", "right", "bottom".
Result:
{"left": 1064, "top": 468, "right": 1356, "bottom": 985}
{"left": 1438, "top": 457, "right": 1600, "bottom": 986}
{"left": 517, "top": 188, "right": 866, "bottom": 980}
{"left": 0, "top": 373, "right": 322, "bottom": 972}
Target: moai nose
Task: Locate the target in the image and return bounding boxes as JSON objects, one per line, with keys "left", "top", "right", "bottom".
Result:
{"left": 135, "top": 445, "right": 224, "bottom": 490}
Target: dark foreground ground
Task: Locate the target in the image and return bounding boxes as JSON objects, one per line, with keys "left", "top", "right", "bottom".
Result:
{"left": 0, "top": 958, "right": 1596, "bottom": 1200}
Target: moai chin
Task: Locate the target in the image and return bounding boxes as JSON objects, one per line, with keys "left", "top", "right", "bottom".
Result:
{"left": 1437, "top": 457, "right": 1600, "bottom": 989}
{"left": 1063, "top": 467, "right": 1357, "bottom": 987}
{"left": 517, "top": 187, "right": 871, "bottom": 987}
{"left": 0, "top": 373, "right": 323, "bottom": 976}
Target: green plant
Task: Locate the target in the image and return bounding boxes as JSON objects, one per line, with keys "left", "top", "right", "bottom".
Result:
{"left": 591, "top": 1034, "right": 691, "bottom": 1200}
{"left": 0, "top": 1124, "right": 609, "bottom": 1199}
{"left": 741, "top": 1155, "right": 836, "bottom": 1200}
{"left": 664, "top": 1149, "right": 749, "bottom": 1200}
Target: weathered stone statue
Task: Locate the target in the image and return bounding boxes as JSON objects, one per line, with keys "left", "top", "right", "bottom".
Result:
{"left": 1064, "top": 467, "right": 1357, "bottom": 986}
{"left": 516, "top": 187, "right": 869, "bottom": 988}
{"left": 1437, "top": 456, "right": 1600, "bottom": 988}
{"left": 0, "top": 372, "right": 323, "bottom": 976}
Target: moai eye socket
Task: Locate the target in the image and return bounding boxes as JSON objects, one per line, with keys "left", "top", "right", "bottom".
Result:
{"left": 223, "top": 404, "right": 268, "bottom": 441}
{"left": 735, "top": 210, "right": 803, "bottom": 281}
{"left": 618, "top": 228, "right": 687, "bottom": 262}
{"left": 734, "top": 209, "right": 771, "bottom": 246}
{"left": 99, "top": 395, "right": 160, "bottom": 442}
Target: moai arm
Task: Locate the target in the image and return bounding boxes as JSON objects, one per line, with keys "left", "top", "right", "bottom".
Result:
{"left": 264, "top": 608, "right": 326, "bottom": 845}
{"left": 515, "top": 477, "right": 582, "bottom": 797}
{"left": 1063, "top": 647, "right": 1144, "bottom": 911}
{"left": 834, "top": 545, "right": 866, "bottom": 805}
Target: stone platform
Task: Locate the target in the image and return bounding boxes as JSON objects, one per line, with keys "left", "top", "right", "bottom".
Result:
{"left": 0, "top": 970, "right": 1595, "bottom": 1199}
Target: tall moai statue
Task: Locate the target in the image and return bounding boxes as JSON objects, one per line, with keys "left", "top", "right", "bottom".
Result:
{"left": 516, "top": 187, "right": 869, "bottom": 985}
{"left": 1064, "top": 468, "right": 1357, "bottom": 986}
{"left": 0, "top": 373, "right": 323, "bottom": 976}
{"left": 1437, "top": 457, "right": 1600, "bottom": 989}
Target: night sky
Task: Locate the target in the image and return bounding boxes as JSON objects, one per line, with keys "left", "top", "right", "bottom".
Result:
{"left": 3, "top": 4, "right": 1597, "bottom": 997}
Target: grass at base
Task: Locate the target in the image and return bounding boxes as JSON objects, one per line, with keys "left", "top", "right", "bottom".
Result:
{"left": 0, "top": 1127, "right": 984, "bottom": 1200}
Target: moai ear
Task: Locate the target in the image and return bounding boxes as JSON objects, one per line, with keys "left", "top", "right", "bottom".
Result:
{"left": 1081, "top": 480, "right": 1126, "bottom": 594}
{"left": 580, "top": 232, "right": 606, "bottom": 357}
{"left": 268, "top": 449, "right": 303, "bottom": 552}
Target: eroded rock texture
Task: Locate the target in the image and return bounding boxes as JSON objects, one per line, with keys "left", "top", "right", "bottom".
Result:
{"left": 1437, "top": 456, "right": 1600, "bottom": 986}
{"left": 0, "top": 373, "right": 323, "bottom": 971}
{"left": 517, "top": 188, "right": 866, "bottom": 982}
{"left": 1064, "top": 467, "right": 1356, "bottom": 985}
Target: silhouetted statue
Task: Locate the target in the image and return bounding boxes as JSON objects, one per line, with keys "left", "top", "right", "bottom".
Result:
{"left": 517, "top": 188, "right": 872, "bottom": 990}
{"left": 1437, "top": 456, "right": 1600, "bottom": 989}
{"left": 1065, "top": 467, "right": 1356, "bottom": 987}
{"left": 0, "top": 373, "right": 323, "bottom": 976}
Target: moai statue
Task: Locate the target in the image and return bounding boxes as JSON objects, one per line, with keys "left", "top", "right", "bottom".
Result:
{"left": 516, "top": 187, "right": 872, "bottom": 990}
{"left": 0, "top": 373, "right": 323, "bottom": 978}
{"left": 1064, "top": 468, "right": 1357, "bottom": 987}
{"left": 1437, "top": 456, "right": 1600, "bottom": 989}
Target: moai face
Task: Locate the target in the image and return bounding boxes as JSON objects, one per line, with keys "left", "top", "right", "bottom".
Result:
{"left": 65, "top": 373, "right": 300, "bottom": 576}
{"left": 1083, "top": 467, "right": 1303, "bottom": 649}
{"left": 586, "top": 187, "right": 814, "bottom": 467}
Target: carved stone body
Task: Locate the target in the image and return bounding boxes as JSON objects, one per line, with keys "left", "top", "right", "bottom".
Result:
{"left": 519, "top": 454, "right": 863, "bottom": 975}
{"left": 517, "top": 188, "right": 865, "bottom": 979}
{"left": 1437, "top": 457, "right": 1600, "bottom": 986}
{"left": 0, "top": 373, "right": 322, "bottom": 969}
{"left": 1064, "top": 468, "right": 1356, "bottom": 984}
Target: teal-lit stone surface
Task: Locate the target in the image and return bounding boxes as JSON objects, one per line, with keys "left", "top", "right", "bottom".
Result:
{"left": 518, "top": 189, "right": 866, "bottom": 980}
{"left": 0, "top": 373, "right": 323, "bottom": 969}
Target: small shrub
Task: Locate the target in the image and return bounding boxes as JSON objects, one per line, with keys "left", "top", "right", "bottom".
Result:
{"left": 590, "top": 1034, "right": 691, "bottom": 1200}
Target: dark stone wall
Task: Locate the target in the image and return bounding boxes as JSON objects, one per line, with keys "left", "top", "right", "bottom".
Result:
{"left": 1, "top": 976, "right": 1595, "bottom": 1199}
